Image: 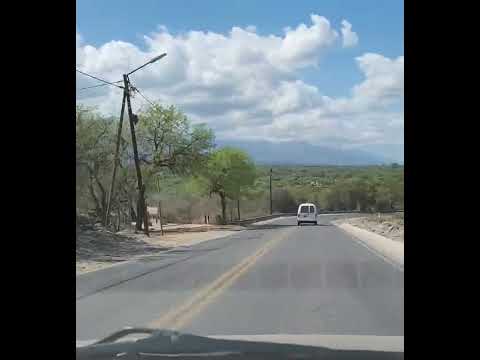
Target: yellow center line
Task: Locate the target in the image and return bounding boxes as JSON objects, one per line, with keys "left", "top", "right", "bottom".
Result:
{"left": 147, "top": 226, "right": 295, "bottom": 330}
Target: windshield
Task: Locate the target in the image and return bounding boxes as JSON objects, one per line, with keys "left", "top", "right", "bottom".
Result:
{"left": 76, "top": 0, "right": 404, "bottom": 354}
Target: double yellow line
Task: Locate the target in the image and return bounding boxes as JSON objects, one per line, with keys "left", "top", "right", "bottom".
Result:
{"left": 148, "top": 227, "right": 294, "bottom": 330}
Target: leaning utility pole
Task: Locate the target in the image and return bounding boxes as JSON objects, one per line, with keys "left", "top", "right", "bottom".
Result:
{"left": 77, "top": 69, "right": 126, "bottom": 229}
{"left": 104, "top": 88, "right": 127, "bottom": 227}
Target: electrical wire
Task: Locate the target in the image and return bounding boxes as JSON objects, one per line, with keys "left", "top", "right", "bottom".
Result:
{"left": 77, "top": 81, "right": 123, "bottom": 91}
{"left": 132, "top": 87, "right": 156, "bottom": 107}
{"left": 76, "top": 69, "right": 124, "bottom": 89}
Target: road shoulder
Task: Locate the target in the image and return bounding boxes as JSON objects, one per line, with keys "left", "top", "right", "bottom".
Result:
{"left": 332, "top": 220, "right": 404, "bottom": 270}
{"left": 77, "top": 225, "right": 242, "bottom": 275}
{"left": 76, "top": 230, "right": 242, "bottom": 300}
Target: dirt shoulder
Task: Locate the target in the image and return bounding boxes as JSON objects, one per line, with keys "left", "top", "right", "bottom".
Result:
{"left": 339, "top": 212, "right": 404, "bottom": 242}
{"left": 76, "top": 222, "right": 244, "bottom": 275}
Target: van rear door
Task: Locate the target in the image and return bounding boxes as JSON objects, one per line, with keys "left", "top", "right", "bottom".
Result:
{"left": 298, "top": 205, "right": 309, "bottom": 219}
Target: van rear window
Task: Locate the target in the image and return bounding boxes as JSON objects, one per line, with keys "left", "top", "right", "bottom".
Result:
{"left": 300, "top": 206, "right": 309, "bottom": 213}
{"left": 309, "top": 206, "right": 315, "bottom": 213}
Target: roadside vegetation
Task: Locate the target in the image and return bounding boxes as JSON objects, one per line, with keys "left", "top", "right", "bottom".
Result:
{"left": 77, "top": 103, "right": 404, "bottom": 231}
{"left": 255, "top": 164, "right": 404, "bottom": 213}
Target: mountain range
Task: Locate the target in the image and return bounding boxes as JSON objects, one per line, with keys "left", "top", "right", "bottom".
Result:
{"left": 215, "top": 140, "right": 403, "bottom": 166}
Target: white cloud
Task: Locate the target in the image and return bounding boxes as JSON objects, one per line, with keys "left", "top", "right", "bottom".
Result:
{"left": 76, "top": 14, "right": 403, "bottom": 149}
{"left": 340, "top": 19, "right": 359, "bottom": 48}
{"left": 276, "top": 14, "right": 339, "bottom": 68}
{"left": 353, "top": 53, "right": 404, "bottom": 105}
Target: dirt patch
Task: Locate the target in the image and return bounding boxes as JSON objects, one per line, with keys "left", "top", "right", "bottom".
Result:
{"left": 340, "top": 213, "right": 404, "bottom": 242}
{"left": 76, "top": 223, "right": 168, "bottom": 274}
{"left": 76, "top": 221, "right": 243, "bottom": 275}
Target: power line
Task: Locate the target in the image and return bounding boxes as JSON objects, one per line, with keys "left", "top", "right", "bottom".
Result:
{"left": 76, "top": 69, "right": 124, "bottom": 89}
{"left": 132, "top": 87, "right": 156, "bottom": 107}
{"left": 77, "top": 81, "right": 123, "bottom": 91}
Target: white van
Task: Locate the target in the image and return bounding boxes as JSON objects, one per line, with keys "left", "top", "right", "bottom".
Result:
{"left": 297, "top": 203, "right": 317, "bottom": 226}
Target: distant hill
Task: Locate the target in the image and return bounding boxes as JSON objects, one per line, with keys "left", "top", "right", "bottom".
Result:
{"left": 354, "top": 143, "right": 404, "bottom": 164}
{"left": 215, "top": 139, "right": 396, "bottom": 166}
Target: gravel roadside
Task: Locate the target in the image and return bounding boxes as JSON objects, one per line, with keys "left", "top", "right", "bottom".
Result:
{"left": 76, "top": 223, "right": 244, "bottom": 275}
{"left": 340, "top": 213, "right": 404, "bottom": 242}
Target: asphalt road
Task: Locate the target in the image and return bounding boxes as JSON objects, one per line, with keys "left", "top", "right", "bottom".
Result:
{"left": 76, "top": 215, "right": 403, "bottom": 341}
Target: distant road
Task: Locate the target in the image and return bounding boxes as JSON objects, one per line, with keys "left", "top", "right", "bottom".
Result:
{"left": 76, "top": 215, "right": 404, "bottom": 341}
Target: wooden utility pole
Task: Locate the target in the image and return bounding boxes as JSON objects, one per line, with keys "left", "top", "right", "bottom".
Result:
{"left": 104, "top": 89, "right": 127, "bottom": 227}
{"left": 116, "top": 205, "right": 121, "bottom": 232}
{"left": 124, "top": 74, "right": 147, "bottom": 233}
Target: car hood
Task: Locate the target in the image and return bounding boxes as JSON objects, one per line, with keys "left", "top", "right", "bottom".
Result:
{"left": 77, "top": 334, "right": 403, "bottom": 352}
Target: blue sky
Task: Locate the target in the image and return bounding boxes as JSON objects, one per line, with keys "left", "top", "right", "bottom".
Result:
{"left": 76, "top": 0, "right": 404, "bottom": 161}
{"left": 77, "top": 0, "right": 403, "bottom": 98}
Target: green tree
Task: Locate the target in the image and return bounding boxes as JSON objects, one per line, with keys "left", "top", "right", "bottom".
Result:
{"left": 76, "top": 106, "right": 116, "bottom": 221}
{"left": 193, "top": 148, "right": 256, "bottom": 224}
{"left": 273, "top": 188, "right": 297, "bottom": 213}
{"left": 125, "top": 103, "right": 215, "bottom": 227}
{"left": 374, "top": 185, "right": 393, "bottom": 211}
{"left": 136, "top": 104, "right": 214, "bottom": 175}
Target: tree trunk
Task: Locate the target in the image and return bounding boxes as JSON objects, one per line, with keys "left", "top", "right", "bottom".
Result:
{"left": 136, "top": 197, "right": 143, "bottom": 231}
{"left": 87, "top": 172, "right": 102, "bottom": 219}
{"left": 143, "top": 198, "right": 150, "bottom": 236}
{"left": 237, "top": 199, "right": 240, "bottom": 220}
{"left": 92, "top": 171, "right": 107, "bottom": 225}
{"left": 116, "top": 206, "right": 121, "bottom": 232}
{"left": 130, "top": 204, "right": 137, "bottom": 222}
{"left": 158, "top": 201, "right": 164, "bottom": 235}
{"left": 220, "top": 193, "right": 227, "bottom": 225}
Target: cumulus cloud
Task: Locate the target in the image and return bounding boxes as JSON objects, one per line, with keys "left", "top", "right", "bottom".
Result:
{"left": 76, "top": 14, "right": 403, "bottom": 148}
{"left": 340, "top": 20, "right": 359, "bottom": 48}
{"left": 276, "top": 14, "right": 338, "bottom": 68}
{"left": 353, "top": 53, "right": 404, "bottom": 106}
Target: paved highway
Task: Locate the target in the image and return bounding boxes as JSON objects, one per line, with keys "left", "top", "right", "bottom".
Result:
{"left": 76, "top": 215, "right": 403, "bottom": 341}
